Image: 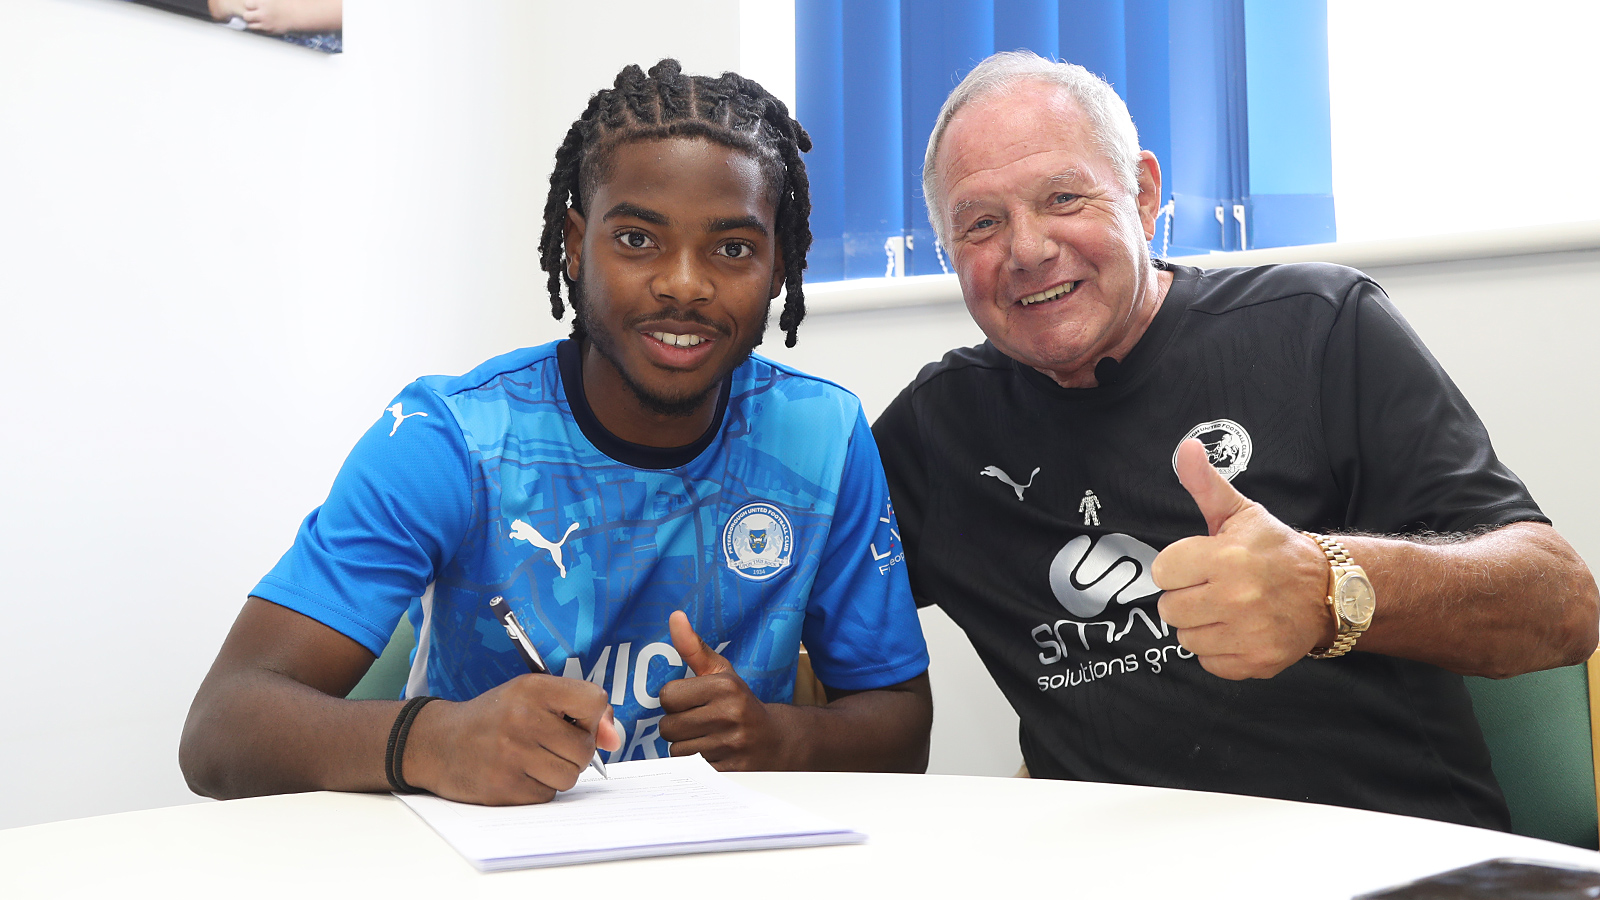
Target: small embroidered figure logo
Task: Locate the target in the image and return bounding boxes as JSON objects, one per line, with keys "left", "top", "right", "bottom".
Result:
{"left": 510, "top": 519, "right": 581, "bottom": 578}
{"left": 980, "top": 465, "right": 1040, "bottom": 501}
{"left": 1079, "top": 490, "right": 1102, "bottom": 527}
{"left": 385, "top": 402, "right": 428, "bottom": 436}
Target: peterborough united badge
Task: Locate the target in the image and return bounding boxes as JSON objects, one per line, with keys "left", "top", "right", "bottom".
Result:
{"left": 1174, "top": 418, "right": 1253, "bottom": 482}
{"left": 723, "top": 502, "right": 794, "bottom": 581}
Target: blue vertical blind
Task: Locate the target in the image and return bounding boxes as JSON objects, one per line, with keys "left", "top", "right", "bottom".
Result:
{"left": 796, "top": 0, "right": 1335, "bottom": 281}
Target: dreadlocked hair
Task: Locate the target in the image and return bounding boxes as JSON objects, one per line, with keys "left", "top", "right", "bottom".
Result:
{"left": 538, "top": 59, "right": 814, "bottom": 347}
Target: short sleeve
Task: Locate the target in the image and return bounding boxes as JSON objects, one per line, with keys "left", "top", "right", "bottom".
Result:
{"left": 799, "top": 411, "right": 930, "bottom": 691}
{"left": 871, "top": 381, "right": 937, "bottom": 609}
{"left": 1323, "top": 281, "right": 1548, "bottom": 533}
{"left": 251, "top": 382, "right": 475, "bottom": 655}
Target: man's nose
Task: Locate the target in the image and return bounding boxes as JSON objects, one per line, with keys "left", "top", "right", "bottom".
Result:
{"left": 653, "top": 247, "right": 713, "bottom": 304}
{"left": 1008, "top": 211, "right": 1060, "bottom": 271}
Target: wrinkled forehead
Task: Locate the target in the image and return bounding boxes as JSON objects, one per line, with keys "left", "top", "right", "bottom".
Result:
{"left": 937, "top": 84, "right": 1113, "bottom": 196}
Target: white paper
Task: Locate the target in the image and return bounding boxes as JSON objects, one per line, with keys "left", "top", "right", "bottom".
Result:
{"left": 398, "top": 755, "right": 865, "bottom": 871}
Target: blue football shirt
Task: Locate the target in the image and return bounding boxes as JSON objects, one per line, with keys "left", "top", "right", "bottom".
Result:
{"left": 253, "top": 340, "right": 928, "bottom": 761}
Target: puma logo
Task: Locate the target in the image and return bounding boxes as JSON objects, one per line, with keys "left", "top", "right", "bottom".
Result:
{"left": 509, "top": 519, "right": 581, "bottom": 578}
{"left": 980, "top": 465, "right": 1040, "bottom": 501}
{"left": 385, "top": 402, "right": 428, "bottom": 436}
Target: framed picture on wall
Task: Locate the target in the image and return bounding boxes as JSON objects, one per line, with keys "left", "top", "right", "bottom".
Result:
{"left": 123, "top": 0, "right": 341, "bottom": 54}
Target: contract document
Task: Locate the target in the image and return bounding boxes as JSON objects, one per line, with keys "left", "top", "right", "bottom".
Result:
{"left": 397, "top": 755, "right": 866, "bottom": 871}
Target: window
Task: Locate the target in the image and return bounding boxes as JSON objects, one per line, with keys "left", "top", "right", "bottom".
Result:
{"left": 796, "top": 0, "right": 1337, "bottom": 282}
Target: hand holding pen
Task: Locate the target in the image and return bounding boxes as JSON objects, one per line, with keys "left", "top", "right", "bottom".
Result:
{"left": 490, "top": 596, "right": 613, "bottom": 779}
{"left": 391, "top": 602, "right": 618, "bottom": 806}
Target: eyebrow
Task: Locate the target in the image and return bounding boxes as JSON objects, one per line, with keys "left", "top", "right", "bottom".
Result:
{"left": 947, "top": 168, "right": 1093, "bottom": 223}
{"left": 601, "top": 202, "right": 668, "bottom": 225}
{"left": 601, "top": 203, "right": 769, "bottom": 237}
{"left": 706, "top": 215, "right": 769, "bottom": 236}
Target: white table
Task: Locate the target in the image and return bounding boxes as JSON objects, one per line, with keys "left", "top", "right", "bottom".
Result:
{"left": 5, "top": 772, "right": 1598, "bottom": 898}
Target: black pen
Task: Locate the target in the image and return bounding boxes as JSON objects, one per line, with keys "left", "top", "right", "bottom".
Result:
{"left": 489, "top": 596, "right": 609, "bottom": 779}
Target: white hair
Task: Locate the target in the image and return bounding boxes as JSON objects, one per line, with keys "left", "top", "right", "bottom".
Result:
{"left": 922, "top": 50, "right": 1143, "bottom": 247}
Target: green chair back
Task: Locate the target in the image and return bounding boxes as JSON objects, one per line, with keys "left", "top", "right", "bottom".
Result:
{"left": 346, "top": 617, "right": 418, "bottom": 701}
{"left": 1465, "top": 659, "right": 1598, "bottom": 849}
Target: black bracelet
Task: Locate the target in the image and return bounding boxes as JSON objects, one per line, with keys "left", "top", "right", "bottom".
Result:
{"left": 385, "top": 695, "right": 439, "bottom": 793}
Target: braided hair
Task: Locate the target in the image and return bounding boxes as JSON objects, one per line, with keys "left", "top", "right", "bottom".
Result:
{"left": 539, "top": 59, "right": 814, "bottom": 347}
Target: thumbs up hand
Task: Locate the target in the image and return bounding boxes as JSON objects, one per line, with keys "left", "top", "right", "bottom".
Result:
{"left": 669, "top": 609, "right": 735, "bottom": 679}
{"left": 658, "top": 611, "right": 793, "bottom": 770}
{"left": 1151, "top": 439, "right": 1336, "bottom": 680}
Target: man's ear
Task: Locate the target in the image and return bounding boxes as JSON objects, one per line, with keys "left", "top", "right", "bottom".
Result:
{"left": 1135, "top": 151, "right": 1164, "bottom": 242}
{"left": 564, "top": 208, "right": 586, "bottom": 280}
{"left": 768, "top": 242, "right": 786, "bottom": 300}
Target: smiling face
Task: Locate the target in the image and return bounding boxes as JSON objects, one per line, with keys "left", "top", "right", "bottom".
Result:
{"left": 934, "top": 81, "right": 1169, "bottom": 388}
{"left": 564, "top": 137, "right": 783, "bottom": 447}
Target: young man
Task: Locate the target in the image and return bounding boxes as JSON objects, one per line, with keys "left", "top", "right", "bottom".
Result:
{"left": 181, "top": 61, "right": 931, "bottom": 806}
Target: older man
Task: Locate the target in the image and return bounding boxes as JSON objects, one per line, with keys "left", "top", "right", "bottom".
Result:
{"left": 873, "top": 51, "right": 1598, "bottom": 829}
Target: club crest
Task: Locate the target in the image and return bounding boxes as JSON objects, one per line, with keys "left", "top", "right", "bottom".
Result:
{"left": 723, "top": 502, "right": 793, "bottom": 581}
{"left": 1174, "top": 418, "right": 1252, "bottom": 482}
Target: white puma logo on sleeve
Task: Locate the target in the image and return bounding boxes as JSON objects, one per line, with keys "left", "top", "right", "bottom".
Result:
{"left": 385, "top": 402, "right": 429, "bottom": 436}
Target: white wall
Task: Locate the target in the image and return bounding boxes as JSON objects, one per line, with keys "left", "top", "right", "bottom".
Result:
{"left": 0, "top": 0, "right": 745, "bottom": 830}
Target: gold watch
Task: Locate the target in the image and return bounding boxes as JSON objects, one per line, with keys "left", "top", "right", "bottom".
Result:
{"left": 1302, "top": 532, "right": 1375, "bottom": 659}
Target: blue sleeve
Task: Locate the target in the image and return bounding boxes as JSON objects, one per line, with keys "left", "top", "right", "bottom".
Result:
{"left": 800, "top": 410, "right": 930, "bottom": 691}
{"left": 250, "top": 382, "right": 474, "bottom": 655}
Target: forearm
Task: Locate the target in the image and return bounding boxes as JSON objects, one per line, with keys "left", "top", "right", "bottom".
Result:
{"left": 772, "top": 673, "right": 932, "bottom": 773}
{"left": 207, "top": 0, "right": 246, "bottom": 20}
{"left": 297, "top": 0, "right": 343, "bottom": 32}
{"left": 1339, "top": 523, "right": 1598, "bottom": 677}
{"left": 180, "top": 669, "right": 400, "bottom": 799}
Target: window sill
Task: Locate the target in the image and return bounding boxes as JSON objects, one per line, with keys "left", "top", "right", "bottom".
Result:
{"left": 801, "top": 220, "right": 1600, "bottom": 316}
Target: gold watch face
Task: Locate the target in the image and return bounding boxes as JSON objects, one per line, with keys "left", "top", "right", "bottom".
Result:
{"left": 1334, "top": 571, "right": 1376, "bottom": 626}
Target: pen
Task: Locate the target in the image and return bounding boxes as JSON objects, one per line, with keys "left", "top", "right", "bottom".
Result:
{"left": 489, "top": 596, "right": 609, "bottom": 779}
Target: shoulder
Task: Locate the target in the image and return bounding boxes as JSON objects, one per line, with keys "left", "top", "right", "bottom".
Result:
{"left": 397, "top": 342, "right": 566, "bottom": 447}
{"left": 414, "top": 342, "right": 562, "bottom": 401}
{"left": 735, "top": 353, "right": 867, "bottom": 421}
{"left": 874, "top": 343, "right": 1010, "bottom": 451}
{"left": 897, "top": 341, "right": 1011, "bottom": 400}
{"left": 1177, "top": 262, "right": 1379, "bottom": 316}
